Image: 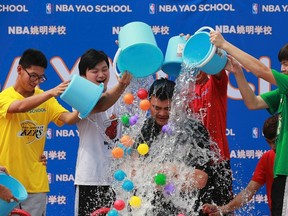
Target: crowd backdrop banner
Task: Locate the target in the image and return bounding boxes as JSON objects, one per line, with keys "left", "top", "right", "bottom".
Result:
{"left": 1, "top": 0, "right": 284, "bottom": 215}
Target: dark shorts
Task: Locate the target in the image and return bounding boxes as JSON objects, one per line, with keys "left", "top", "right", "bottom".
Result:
{"left": 75, "top": 185, "right": 116, "bottom": 216}
{"left": 144, "top": 191, "right": 198, "bottom": 216}
{"left": 271, "top": 175, "right": 288, "bottom": 216}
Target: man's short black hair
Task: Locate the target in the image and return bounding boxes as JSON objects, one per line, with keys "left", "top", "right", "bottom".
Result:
{"left": 19, "top": 49, "right": 47, "bottom": 69}
{"left": 148, "top": 78, "right": 175, "bottom": 101}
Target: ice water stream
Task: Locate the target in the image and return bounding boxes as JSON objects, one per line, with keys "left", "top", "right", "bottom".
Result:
{"left": 108, "top": 65, "right": 225, "bottom": 216}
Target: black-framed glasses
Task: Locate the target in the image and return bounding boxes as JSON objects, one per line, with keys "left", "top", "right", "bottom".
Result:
{"left": 23, "top": 67, "right": 47, "bottom": 83}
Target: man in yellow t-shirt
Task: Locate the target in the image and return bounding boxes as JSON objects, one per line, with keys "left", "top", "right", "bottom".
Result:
{"left": 0, "top": 49, "right": 80, "bottom": 215}
{"left": 0, "top": 48, "right": 132, "bottom": 215}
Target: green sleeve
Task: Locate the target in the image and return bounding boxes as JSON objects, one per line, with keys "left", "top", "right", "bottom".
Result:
{"left": 272, "top": 69, "right": 288, "bottom": 94}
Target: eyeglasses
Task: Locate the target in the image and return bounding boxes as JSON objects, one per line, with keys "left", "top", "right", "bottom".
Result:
{"left": 23, "top": 67, "right": 47, "bottom": 83}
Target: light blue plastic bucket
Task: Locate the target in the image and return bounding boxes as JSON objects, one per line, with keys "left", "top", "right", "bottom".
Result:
{"left": 162, "top": 35, "right": 186, "bottom": 77}
{"left": 113, "top": 21, "right": 163, "bottom": 78}
{"left": 60, "top": 74, "right": 104, "bottom": 119}
{"left": 183, "top": 26, "right": 227, "bottom": 75}
{"left": 0, "top": 173, "right": 28, "bottom": 216}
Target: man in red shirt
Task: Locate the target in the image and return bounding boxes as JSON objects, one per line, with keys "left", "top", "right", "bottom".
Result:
{"left": 202, "top": 115, "right": 277, "bottom": 215}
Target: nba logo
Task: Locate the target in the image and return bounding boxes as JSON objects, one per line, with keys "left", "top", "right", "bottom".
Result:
{"left": 149, "top": 3, "right": 155, "bottom": 14}
{"left": 252, "top": 127, "right": 258, "bottom": 138}
{"left": 252, "top": 3, "right": 258, "bottom": 14}
{"left": 48, "top": 173, "right": 53, "bottom": 184}
{"left": 46, "top": 128, "right": 53, "bottom": 139}
{"left": 46, "top": 3, "right": 52, "bottom": 14}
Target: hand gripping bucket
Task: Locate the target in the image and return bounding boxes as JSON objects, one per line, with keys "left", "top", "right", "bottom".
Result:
{"left": 162, "top": 35, "right": 186, "bottom": 77}
{"left": 113, "top": 21, "right": 164, "bottom": 78}
{"left": 0, "top": 173, "right": 28, "bottom": 216}
{"left": 60, "top": 74, "right": 104, "bottom": 119}
{"left": 183, "top": 26, "right": 227, "bottom": 75}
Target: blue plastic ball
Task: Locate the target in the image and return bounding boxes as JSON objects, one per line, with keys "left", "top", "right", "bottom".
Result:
{"left": 114, "top": 169, "right": 127, "bottom": 181}
{"left": 125, "top": 147, "right": 132, "bottom": 155}
{"left": 122, "top": 179, "right": 134, "bottom": 192}
{"left": 117, "top": 143, "right": 132, "bottom": 156}
{"left": 107, "top": 209, "right": 119, "bottom": 216}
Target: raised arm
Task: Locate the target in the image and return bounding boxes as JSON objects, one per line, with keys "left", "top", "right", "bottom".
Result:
{"left": 54, "top": 71, "right": 131, "bottom": 123}
{"left": 210, "top": 31, "right": 276, "bottom": 85}
{"left": 8, "top": 81, "right": 70, "bottom": 113}
{"left": 202, "top": 180, "right": 262, "bottom": 215}
{"left": 158, "top": 162, "right": 208, "bottom": 191}
{"left": 59, "top": 110, "right": 80, "bottom": 125}
{"left": 225, "top": 55, "right": 269, "bottom": 110}
{"left": 91, "top": 71, "right": 132, "bottom": 113}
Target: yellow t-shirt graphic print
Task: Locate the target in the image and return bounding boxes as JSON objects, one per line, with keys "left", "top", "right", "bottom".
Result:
{"left": 18, "top": 120, "right": 45, "bottom": 144}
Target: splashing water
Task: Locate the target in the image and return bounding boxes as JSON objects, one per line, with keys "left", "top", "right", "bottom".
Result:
{"left": 107, "top": 65, "right": 228, "bottom": 216}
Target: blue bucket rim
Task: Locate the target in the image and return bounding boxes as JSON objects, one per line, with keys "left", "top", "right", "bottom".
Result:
{"left": 183, "top": 31, "right": 216, "bottom": 68}
{"left": 116, "top": 44, "right": 163, "bottom": 78}
{"left": 60, "top": 75, "right": 105, "bottom": 119}
{"left": 161, "top": 61, "right": 182, "bottom": 75}
{"left": 0, "top": 173, "right": 28, "bottom": 201}
{"left": 78, "top": 82, "right": 104, "bottom": 119}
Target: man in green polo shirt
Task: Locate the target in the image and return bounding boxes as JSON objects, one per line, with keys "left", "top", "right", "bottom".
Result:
{"left": 210, "top": 31, "right": 288, "bottom": 216}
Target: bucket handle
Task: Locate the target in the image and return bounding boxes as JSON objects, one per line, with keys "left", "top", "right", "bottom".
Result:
{"left": 195, "top": 26, "right": 215, "bottom": 34}
{"left": 112, "top": 48, "right": 122, "bottom": 78}
{"left": 194, "top": 26, "right": 216, "bottom": 68}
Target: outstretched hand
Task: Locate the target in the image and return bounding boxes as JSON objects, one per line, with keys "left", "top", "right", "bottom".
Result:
{"left": 202, "top": 203, "right": 222, "bottom": 216}
{"left": 210, "top": 31, "right": 226, "bottom": 49}
{"left": 50, "top": 80, "right": 70, "bottom": 97}
{"left": 0, "top": 185, "right": 19, "bottom": 203}
{"left": 179, "top": 33, "right": 190, "bottom": 41}
{"left": 225, "top": 55, "right": 245, "bottom": 75}
{"left": 117, "top": 71, "right": 132, "bottom": 89}
{"left": 0, "top": 166, "right": 9, "bottom": 175}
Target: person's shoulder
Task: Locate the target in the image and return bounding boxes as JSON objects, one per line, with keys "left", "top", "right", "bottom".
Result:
{"left": 143, "top": 117, "right": 154, "bottom": 127}
{"left": 0, "top": 86, "right": 13, "bottom": 94}
{"left": 272, "top": 69, "right": 288, "bottom": 83}
{"left": 260, "top": 149, "right": 275, "bottom": 159}
{"left": 0, "top": 87, "right": 19, "bottom": 99}
{"left": 34, "top": 87, "right": 44, "bottom": 94}
{"left": 271, "top": 69, "right": 280, "bottom": 74}
{"left": 267, "top": 149, "right": 275, "bottom": 156}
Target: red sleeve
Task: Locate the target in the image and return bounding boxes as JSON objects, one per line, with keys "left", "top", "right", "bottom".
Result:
{"left": 251, "top": 151, "right": 272, "bottom": 185}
